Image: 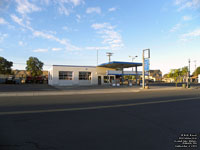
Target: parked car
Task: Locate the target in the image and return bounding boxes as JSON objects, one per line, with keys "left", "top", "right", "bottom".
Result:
{"left": 147, "top": 79, "right": 154, "bottom": 83}
{"left": 6, "top": 76, "right": 15, "bottom": 84}
{"left": 0, "top": 78, "right": 6, "bottom": 84}
{"left": 25, "top": 76, "right": 45, "bottom": 84}
{"left": 14, "top": 77, "right": 22, "bottom": 84}
{"left": 26, "top": 76, "right": 34, "bottom": 83}
{"left": 35, "top": 76, "right": 44, "bottom": 84}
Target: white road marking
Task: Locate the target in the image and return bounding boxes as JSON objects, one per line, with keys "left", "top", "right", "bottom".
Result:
{"left": 0, "top": 96, "right": 199, "bottom": 116}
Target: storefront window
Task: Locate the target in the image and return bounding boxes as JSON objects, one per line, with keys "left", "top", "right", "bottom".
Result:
{"left": 79, "top": 72, "right": 91, "bottom": 80}
{"left": 59, "top": 71, "right": 73, "bottom": 80}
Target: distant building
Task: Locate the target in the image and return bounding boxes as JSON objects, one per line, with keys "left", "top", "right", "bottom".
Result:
{"left": 12, "top": 70, "right": 48, "bottom": 78}
{"left": 12, "top": 70, "right": 30, "bottom": 78}
{"left": 162, "top": 77, "right": 175, "bottom": 83}
{"left": 191, "top": 75, "right": 199, "bottom": 83}
{"left": 199, "top": 75, "right": 200, "bottom": 83}
{"left": 149, "top": 70, "right": 162, "bottom": 81}
{"left": 0, "top": 70, "right": 48, "bottom": 84}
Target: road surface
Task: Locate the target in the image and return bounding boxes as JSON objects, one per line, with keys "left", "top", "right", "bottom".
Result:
{"left": 0, "top": 88, "right": 200, "bottom": 150}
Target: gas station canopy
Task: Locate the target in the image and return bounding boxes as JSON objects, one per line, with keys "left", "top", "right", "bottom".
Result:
{"left": 98, "top": 61, "right": 142, "bottom": 69}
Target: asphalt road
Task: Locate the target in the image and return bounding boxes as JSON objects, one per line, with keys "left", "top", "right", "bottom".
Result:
{"left": 0, "top": 88, "right": 200, "bottom": 150}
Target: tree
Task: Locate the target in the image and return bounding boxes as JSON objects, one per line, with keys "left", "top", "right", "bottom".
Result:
{"left": 26, "top": 57, "right": 44, "bottom": 77}
{"left": 168, "top": 69, "right": 178, "bottom": 79}
{"left": 167, "top": 67, "right": 188, "bottom": 83}
{"left": 180, "top": 66, "right": 188, "bottom": 76}
{"left": 180, "top": 66, "right": 188, "bottom": 82}
{"left": 193, "top": 67, "right": 200, "bottom": 76}
{"left": 0, "top": 56, "right": 13, "bottom": 74}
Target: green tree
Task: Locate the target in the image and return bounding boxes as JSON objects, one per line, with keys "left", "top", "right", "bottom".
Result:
{"left": 168, "top": 69, "right": 178, "bottom": 79}
{"left": 0, "top": 56, "right": 13, "bottom": 74}
{"left": 193, "top": 67, "right": 200, "bottom": 76}
{"left": 180, "top": 66, "right": 188, "bottom": 76}
{"left": 167, "top": 66, "right": 189, "bottom": 84}
{"left": 26, "top": 57, "right": 44, "bottom": 77}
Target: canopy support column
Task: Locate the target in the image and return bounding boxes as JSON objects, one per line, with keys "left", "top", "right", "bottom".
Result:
{"left": 121, "top": 68, "right": 124, "bottom": 86}
{"left": 135, "top": 66, "right": 138, "bottom": 86}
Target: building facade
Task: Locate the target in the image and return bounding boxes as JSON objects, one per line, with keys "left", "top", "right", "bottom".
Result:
{"left": 199, "top": 75, "right": 200, "bottom": 83}
{"left": 48, "top": 65, "right": 116, "bottom": 86}
{"left": 149, "top": 70, "right": 162, "bottom": 81}
{"left": 48, "top": 61, "right": 144, "bottom": 86}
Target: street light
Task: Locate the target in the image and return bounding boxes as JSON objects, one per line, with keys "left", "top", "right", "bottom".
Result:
{"left": 129, "top": 55, "right": 138, "bottom": 62}
{"left": 129, "top": 55, "right": 138, "bottom": 71}
{"left": 106, "top": 52, "right": 113, "bottom": 62}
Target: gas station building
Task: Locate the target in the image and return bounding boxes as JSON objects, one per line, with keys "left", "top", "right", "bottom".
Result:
{"left": 48, "top": 61, "right": 143, "bottom": 86}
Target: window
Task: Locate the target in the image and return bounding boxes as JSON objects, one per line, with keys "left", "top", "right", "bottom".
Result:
{"left": 104, "top": 76, "right": 109, "bottom": 83}
{"left": 79, "top": 72, "right": 91, "bottom": 80}
{"left": 110, "top": 76, "right": 115, "bottom": 83}
{"left": 59, "top": 71, "right": 73, "bottom": 80}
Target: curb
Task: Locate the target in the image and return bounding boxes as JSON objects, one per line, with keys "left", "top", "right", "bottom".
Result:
{"left": 0, "top": 89, "right": 141, "bottom": 97}
{"left": 0, "top": 87, "right": 189, "bottom": 97}
{"left": 140, "top": 87, "right": 185, "bottom": 91}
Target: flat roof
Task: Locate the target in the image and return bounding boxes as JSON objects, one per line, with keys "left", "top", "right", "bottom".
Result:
{"left": 98, "top": 61, "right": 142, "bottom": 69}
{"left": 53, "top": 65, "right": 96, "bottom": 68}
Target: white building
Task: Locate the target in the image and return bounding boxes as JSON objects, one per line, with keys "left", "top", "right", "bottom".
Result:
{"left": 48, "top": 61, "right": 143, "bottom": 86}
{"left": 48, "top": 65, "right": 117, "bottom": 86}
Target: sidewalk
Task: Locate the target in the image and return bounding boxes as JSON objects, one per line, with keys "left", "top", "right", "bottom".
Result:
{"left": 0, "top": 85, "right": 185, "bottom": 97}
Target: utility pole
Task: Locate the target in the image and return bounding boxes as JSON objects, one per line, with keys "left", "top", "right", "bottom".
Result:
{"left": 97, "top": 49, "right": 98, "bottom": 66}
{"left": 188, "top": 59, "right": 191, "bottom": 88}
{"left": 194, "top": 60, "right": 197, "bottom": 83}
{"left": 106, "top": 52, "right": 113, "bottom": 62}
{"left": 194, "top": 60, "right": 197, "bottom": 70}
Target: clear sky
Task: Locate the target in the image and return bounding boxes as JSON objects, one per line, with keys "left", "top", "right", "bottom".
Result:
{"left": 0, "top": 0, "right": 200, "bottom": 74}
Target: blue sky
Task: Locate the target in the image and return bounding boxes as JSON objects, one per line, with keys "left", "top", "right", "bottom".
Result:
{"left": 0, "top": 0, "right": 200, "bottom": 74}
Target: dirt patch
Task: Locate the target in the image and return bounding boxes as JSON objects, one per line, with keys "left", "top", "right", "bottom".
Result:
{"left": 0, "top": 84, "right": 58, "bottom": 92}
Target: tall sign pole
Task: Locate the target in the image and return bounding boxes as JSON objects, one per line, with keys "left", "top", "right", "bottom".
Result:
{"left": 142, "top": 49, "right": 150, "bottom": 89}
{"left": 142, "top": 51, "right": 145, "bottom": 89}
